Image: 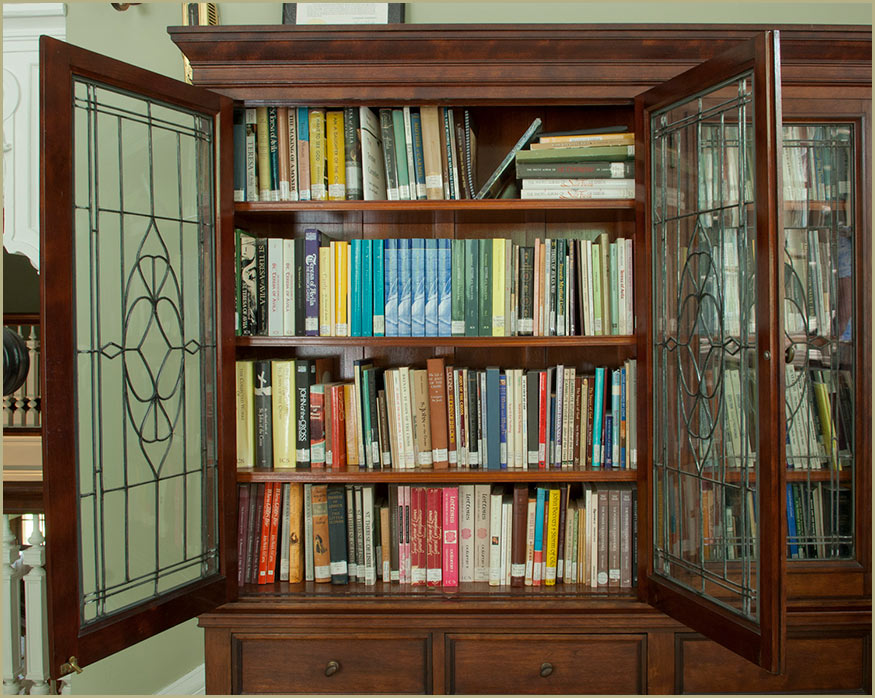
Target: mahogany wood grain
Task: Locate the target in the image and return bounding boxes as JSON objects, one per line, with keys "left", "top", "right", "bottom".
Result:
{"left": 2, "top": 481, "right": 44, "bottom": 515}
{"left": 645, "top": 631, "right": 675, "bottom": 694}
{"left": 204, "top": 627, "right": 233, "bottom": 694}
{"left": 232, "top": 632, "right": 431, "bottom": 694}
{"left": 677, "top": 631, "right": 869, "bottom": 694}
{"left": 447, "top": 633, "right": 645, "bottom": 694}
{"left": 236, "top": 468, "right": 637, "bottom": 483}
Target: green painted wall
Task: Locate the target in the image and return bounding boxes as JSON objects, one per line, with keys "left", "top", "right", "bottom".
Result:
{"left": 46, "top": 1, "right": 869, "bottom": 694}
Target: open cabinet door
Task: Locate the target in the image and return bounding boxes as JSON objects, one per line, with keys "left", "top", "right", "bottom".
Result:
{"left": 40, "top": 36, "right": 237, "bottom": 677}
{"left": 636, "top": 32, "right": 786, "bottom": 671}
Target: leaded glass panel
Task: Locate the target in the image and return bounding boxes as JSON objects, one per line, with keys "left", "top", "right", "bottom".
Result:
{"left": 782, "top": 124, "right": 855, "bottom": 560}
{"left": 652, "top": 74, "right": 759, "bottom": 621}
{"left": 72, "top": 78, "right": 219, "bottom": 625}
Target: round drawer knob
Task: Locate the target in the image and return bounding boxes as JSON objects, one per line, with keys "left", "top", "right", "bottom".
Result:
{"left": 325, "top": 660, "right": 340, "bottom": 677}
{"left": 539, "top": 662, "right": 553, "bottom": 678}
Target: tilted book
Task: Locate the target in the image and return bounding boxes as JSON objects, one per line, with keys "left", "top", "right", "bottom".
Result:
{"left": 475, "top": 117, "right": 542, "bottom": 199}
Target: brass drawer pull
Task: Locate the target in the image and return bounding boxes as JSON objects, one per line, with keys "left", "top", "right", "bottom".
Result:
{"left": 540, "top": 662, "right": 553, "bottom": 678}
{"left": 325, "top": 660, "right": 340, "bottom": 677}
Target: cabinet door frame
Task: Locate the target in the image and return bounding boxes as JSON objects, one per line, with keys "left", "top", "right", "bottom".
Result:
{"left": 39, "top": 35, "right": 237, "bottom": 677}
{"left": 635, "top": 31, "right": 786, "bottom": 672}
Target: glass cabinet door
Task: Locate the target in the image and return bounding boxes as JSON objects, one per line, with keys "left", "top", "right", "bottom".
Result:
{"left": 782, "top": 124, "right": 855, "bottom": 561}
{"left": 639, "top": 31, "right": 785, "bottom": 672}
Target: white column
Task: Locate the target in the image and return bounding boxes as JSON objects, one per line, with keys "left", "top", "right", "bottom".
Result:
{"left": 2, "top": 515, "right": 24, "bottom": 694}
{"left": 21, "top": 523, "right": 49, "bottom": 695}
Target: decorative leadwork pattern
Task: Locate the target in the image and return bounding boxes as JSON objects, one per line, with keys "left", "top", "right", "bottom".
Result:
{"left": 651, "top": 75, "right": 758, "bottom": 621}
{"left": 72, "top": 78, "right": 219, "bottom": 624}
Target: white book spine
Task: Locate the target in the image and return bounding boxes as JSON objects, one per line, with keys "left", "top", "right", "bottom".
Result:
{"left": 474, "top": 484, "right": 491, "bottom": 582}
{"left": 268, "top": 238, "right": 284, "bottom": 336}
{"left": 363, "top": 486, "right": 376, "bottom": 585}
{"left": 489, "top": 491, "right": 503, "bottom": 586}
{"left": 283, "top": 240, "right": 295, "bottom": 336}
{"left": 459, "top": 485, "right": 475, "bottom": 582}
{"left": 524, "top": 498, "right": 536, "bottom": 586}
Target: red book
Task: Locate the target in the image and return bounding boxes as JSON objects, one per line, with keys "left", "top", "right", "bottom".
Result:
{"left": 309, "top": 384, "right": 326, "bottom": 468}
{"left": 266, "top": 480, "right": 282, "bottom": 583}
{"left": 258, "top": 482, "right": 274, "bottom": 584}
{"left": 537, "top": 370, "right": 548, "bottom": 469}
{"left": 426, "top": 487, "right": 443, "bottom": 585}
{"left": 442, "top": 487, "right": 459, "bottom": 587}
{"left": 399, "top": 485, "right": 410, "bottom": 585}
{"left": 426, "top": 358, "right": 449, "bottom": 469}
{"left": 411, "top": 486, "right": 426, "bottom": 586}
{"left": 328, "top": 383, "right": 347, "bottom": 468}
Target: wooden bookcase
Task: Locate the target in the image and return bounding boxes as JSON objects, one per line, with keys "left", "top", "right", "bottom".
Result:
{"left": 39, "top": 24, "right": 870, "bottom": 695}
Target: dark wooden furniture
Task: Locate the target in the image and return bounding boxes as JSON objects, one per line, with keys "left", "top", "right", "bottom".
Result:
{"left": 38, "top": 24, "right": 869, "bottom": 694}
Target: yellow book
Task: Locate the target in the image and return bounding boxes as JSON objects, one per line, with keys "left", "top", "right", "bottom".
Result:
{"left": 336, "top": 240, "right": 349, "bottom": 336}
{"left": 491, "top": 237, "right": 506, "bottom": 336}
{"left": 812, "top": 379, "right": 839, "bottom": 470}
{"left": 255, "top": 106, "right": 271, "bottom": 201}
{"left": 271, "top": 360, "right": 296, "bottom": 469}
{"left": 319, "top": 246, "right": 331, "bottom": 336}
{"left": 235, "top": 361, "right": 254, "bottom": 468}
{"left": 328, "top": 241, "right": 337, "bottom": 336}
{"left": 545, "top": 487, "right": 560, "bottom": 585}
{"left": 308, "top": 108, "right": 327, "bottom": 200}
{"left": 326, "top": 110, "right": 346, "bottom": 200}
{"left": 288, "top": 483, "right": 304, "bottom": 583}
{"left": 343, "top": 384, "right": 360, "bottom": 466}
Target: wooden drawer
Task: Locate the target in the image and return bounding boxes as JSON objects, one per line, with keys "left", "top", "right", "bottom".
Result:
{"left": 679, "top": 631, "right": 871, "bottom": 694}
{"left": 231, "top": 632, "right": 431, "bottom": 694}
{"left": 446, "top": 633, "right": 645, "bottom": 694}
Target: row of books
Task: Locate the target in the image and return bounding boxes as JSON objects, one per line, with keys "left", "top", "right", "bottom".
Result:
{"left": 514, "top": 130, "right": 635, "bottom": 200}
{"left": 236, "top": 229, "right": 635, "bottom": 338}
{"left": 232, "top": 105, "right": 482, "bottom": 203}
{"left": 236, "top": 357, "right": 639, "bottom": 472}
{"left": 238, "top": 481, "right": 637, "bottom": 589}
{"left": 786, "top": 482, "right": 851, "bottom": 559}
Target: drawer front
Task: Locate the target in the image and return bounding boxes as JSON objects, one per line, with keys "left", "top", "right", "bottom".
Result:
{"left": 679, "top": 632, "right": 870, "bottom": 694}
{"left": 447, "top": 633, "right": 645, "bottom": 694}
{"left": 232, "top": 632, "right": 431, "bottom": 694}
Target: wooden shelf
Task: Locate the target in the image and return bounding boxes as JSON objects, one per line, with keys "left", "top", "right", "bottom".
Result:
{"left": 234, "top": 199, "right": 636, "bottom": 213}
{"left": 236, "top": 467, "right": 639, "bottom": 483}
{"left": 236, "top": 335, "right": 637, "bottom": 349}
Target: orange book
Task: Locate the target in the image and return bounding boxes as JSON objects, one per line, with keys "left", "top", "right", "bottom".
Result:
{"left": 288, "top": 483, "right": 304, "bottom": 583}
{"left": 311, "top": 484, "right": 332, "bottom": 583}
{"left": 266, "top": 480, "right": 282, "bottom": 583}
{"left": 328, "top": 383, "right": 347, "bottom": 468}
{"left": 426, "top": 357, "right": 449, "bottom": 469}
{"left": 257, "top": 482, "right": 274, "bottom": 584}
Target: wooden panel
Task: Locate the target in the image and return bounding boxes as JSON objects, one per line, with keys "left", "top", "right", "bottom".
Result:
{"left": 678, "top": 631, "right": 870, "bottom": 694}
{"left": 232, "top": 632, "right": 431, "bottom": 694}
{"left": 447, "top": 633, "right": 644, "bottom": 694}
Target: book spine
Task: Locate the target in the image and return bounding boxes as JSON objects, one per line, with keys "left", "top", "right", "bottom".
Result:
{"left": 511, "top": 484, "right": 528, "bottom": 586}
{"left": 410, "top": 110, "right": 427, "bottom": 199}
{"left": 597, "top": 486, "right": 609, "bottom": 586}
{"left": 295, "top": 107, "right": 311, "bottom": 201}
{"left": 304, "top": 230, "right": 321, "bottom": 336}
{"left": 391, "top": 109, "right": 411, "bottom": 200}
{"left": 499, "top": 374, "right": 508, "bottom": 469}
{"left": 362, "top": 485, "right": 376, "bottom": 585}
{"left": 295, "top": 360, "right": 311, "bottom": 467}
{"left": 556, "top": 484, "right": 568, "bottom": 580}
{"left": 343, "top": 106, "right": 363, "bottom": 200}
{"left": 236, "top": 361, "right": 255, "bottom": 468}
{"left": 384, "top": 239, "right": 398, "bottom": 336}
{"left": 411, "top": 239, "right": 426, "bottom": 337}
{"left": 237, "top": 485, "right": 250, "bottom": 585}
{"left": 426, "top": 358, "right": 449, "bottom": 469}
{"left": 425, "top": 238, "right": 439, "bottom": 336}
{"left": 419, "top": 106, "right": 444, "bottom": 199}
{"left": 267, "top": 107, "right": 280, "bottom": 200}
{"left": 545, "top": 488, "right": 560, "bottom": 585}
{"left": 491, "top": 238, "right": 506, "bottom": 336}
{"left": 398, "top": 239, "right": 412, "bottom": 337}
{"left": 532, "top": 487, "right": 545, "bottom": 585}
{"left": 488, "top": 489, "right": 503, "bottom": 585}
{"left": 437, "top": 238, "right": 452, "bottom": 337}
{"left": 464, "top": 239, "right": 479, "bottom": 335}
{"left": 253, "top": 360, "right": 273, "bottom": 469}
{"left": 410, "top": 487, "right": 426, "bottom": 585}
{"left": 336, "top": 241, "right": 349, "bottom": 337}
{"left": 276, "top": 107, "right": 291, "bottom": 201}
{"left": 362, "top": 238, "right": 373, "bottom": 337}
{"left": 345, "top": 486, "right": 358, "bottom": 580}
{"left": 271, "top": 360, "right": 295, "bottom": 469}
{"left": 373, "top": 238, "right": 385, "bottom": 336}
{"left": 478, "top": 239, "right": 492, "bottom": 336}
{"left": 287, "top": 483, "right": 303, "bottom": 583}
{"left": 524, "top": 496, "right": 536, "bottom": 586}
{"left": 620, "top": 486, "right": 632, "bottom": 587}
{"left": 255, "top": 107, "right": 271, "bottom": 201}
{"left": 441, "top": 487, "right": 459, "bottom": 586}
{"left": 326, "top": 484, "right": 349, "bottom": 583}
{"left": 257, "top": 482, "right": 273, "bottom": 584}
{"left": 244, "top": 108, "right": 259, "bottom": 202}
{"left": 451, "top": 239, "right": 466, "bottom": 336}
{"left": 308, "top": 108, "right": 327, "bottom": 200}
{"left": 379, "top": 108, "right": 399, "bottom": 200}
{"left": 310, "top": 485, "right": 331, "bottom": 582}
{"left": 609, "top": 487, "right": 621, "bottom": 588}
{"left": 516, "top": 160, "right": 635, "bottom": 179}
{"left": 232, "top": 109, "right": 246, "bottom": 202}
{"left": 474, "top": 484, "right": 491, "bottom": 582}
{"left": 426, "top": 487, "right": 442, "bottom": 586}
{"left": 268, "top": 238, "right": 284, "bottom": 335}
{"left": 309, "top": 384, "right": 326, "bottom": 468}
{"left": 286, "top": 109, "right": 299, "bottom": 201}
{"left": 458, "top": 484, "right": 475, "bottom": 582}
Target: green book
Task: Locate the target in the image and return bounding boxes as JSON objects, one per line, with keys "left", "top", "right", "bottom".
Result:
{"left": 478, "top": 238, "right": 492, "bottom": 336}
{"left": 391, "top": 109, "right": 410, "bottom": 200}
{"left": 556, "top": 239, "right": 566, "bottom": 336}
{"left": 598, "top": 233, "right": 612, "bottom": 338}
{"left": 609, "top": 241, "right": 619, "bottom": 335}
{"left": 516, "top": 144, "right": 635, "bottom": 164}
{"left": 464, "top": 239, "right": 479, "bottom": 336}
{"left": 591, "top": 242, "right": 603, "bottom": 336}
{"left": 451, "top": 239, "right": 466, "bottom": 336}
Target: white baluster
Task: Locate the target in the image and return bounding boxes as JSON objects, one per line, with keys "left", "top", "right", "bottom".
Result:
{"left": 21, "top": 522, "right": 49, "bottom": 695}
{"left": 57, "top": 677, "right": 73, "bottom": 695}
{"left": 2, "top": 515, "right": 24, "bottom": 694}
{"left": 24, "top": 326, "right": 39, "bottom": 428}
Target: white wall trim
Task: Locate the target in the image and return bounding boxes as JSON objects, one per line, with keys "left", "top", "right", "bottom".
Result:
{"left": 2, "top": 3, "right": 65, "bottom": 19}
{"left": 155, "top": 664, "right": 205, "bottom": 695}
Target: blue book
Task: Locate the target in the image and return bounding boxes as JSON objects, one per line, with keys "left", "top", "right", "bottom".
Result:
{"left": 604, "top": 414, "right": 613, "bottom": 469}
{"left": 438, "top": 239, "right": 452, "bottom": 337}
{"left": 485, "top": 367, "right": 501, "bottom": 470}
{"left": 411, "top": 238, "right": 426, "bottom": 337}
{"left": 385, "top": 239, "right": 398, "bottom": 336}
{"left": 620, "top": 366, "right": 627, "bottom": 468}
{"left": 499, "top": 374, "right": 507, "bottom": 469}
{"left": 425, "top": 239, "right": 439, "bottom": 336}
{"left": 397, "top": 238, "right": 412, "bottom": 336}
{"left": 304, "top": 229, "right": 321, "bottom": 336}
{"left": 362, "top": 238, "right": 373, "bottom": 336}
{"left": 296, "top": 107, "right": 310, "bottom": 201}
{"left": 350, "top": 239, "right": 362, "bottom": 337}
{"left": 533, "top": 487, "right": 546, "bottom": 567}
{"left": 786, "top": 483, "right": 799, "bottom": 558}
{"left": 410, "top": 110, "right": 427, "bottom": 200}
{"left": 592, "top": 367, "right": 606, "bottom": 468}
{"left": 373, "top": 239, "right": 385, "bottom": 336}
{"left": 611, "top": 369, "right": 621, "bottom": 467}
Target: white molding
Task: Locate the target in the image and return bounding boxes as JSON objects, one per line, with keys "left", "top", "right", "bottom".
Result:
{"left": 156, "top": 664, "right": 205, "bottom": 695}
{"left": 2, "top": 4, "right": 66, "bottom": 19}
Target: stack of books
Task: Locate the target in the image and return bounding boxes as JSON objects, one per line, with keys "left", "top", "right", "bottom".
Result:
{"left": 515, "top": 129, "right": 635, "bottom": 200}
{"left": 238, "top": 481, "right": 637, "bottom": 590}
{"left": 232, "top": 105, "right": 478, "bottom": 202}
{"left": 236, "top": 229, "right": 634, "bottom": 338}
{"left": 236, "top": 356, "right": 638, "bottom": 472}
